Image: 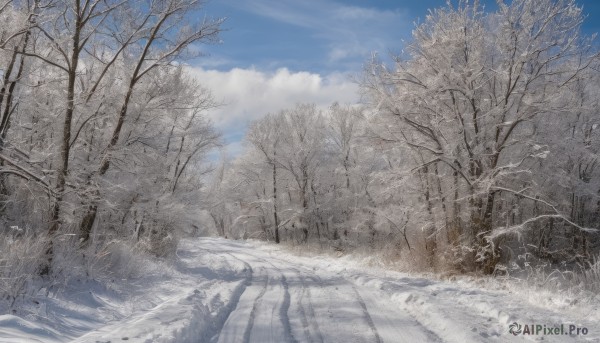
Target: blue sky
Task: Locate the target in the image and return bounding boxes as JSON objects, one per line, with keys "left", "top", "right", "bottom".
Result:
{"left": 198, "top": 0, "right": 600, "bottom": 74}
{"left": 190, "top": 0, "right": 600, "bottom": 156}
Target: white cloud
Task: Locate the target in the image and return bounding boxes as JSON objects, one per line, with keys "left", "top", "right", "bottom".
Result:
{"left": 332, "top": 5, "right": 404, "bottom": 22}
{"left": 186, "top": 66, "right": 359, "bottom": 156}
{"left": 222, "top": 0, "right": 411, "bottom": 64}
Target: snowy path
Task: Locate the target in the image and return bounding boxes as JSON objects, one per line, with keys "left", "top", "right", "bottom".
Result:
{"left": 208, "top": 241, "right": 440, "bottom": 343}
{"left": 0, "top": 237, "right": 598, "bottom": 342}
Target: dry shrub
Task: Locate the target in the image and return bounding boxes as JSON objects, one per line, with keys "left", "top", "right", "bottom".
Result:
{"left": 0, "top": 229, "right": 47, "bottom": 309}
{"left": 573, "top": 255, "right": 600, "bottom": 294}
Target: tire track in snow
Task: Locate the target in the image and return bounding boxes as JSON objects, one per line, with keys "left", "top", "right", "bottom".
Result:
{"left": 231, "top": 251, "right": 299, "bottom": 343}
{"left": 280, "top": 275, "right": 298, "bottom": 343}
{"left": 245, "top": 251, "right": 391, "bottom": 343}
{"left": 285, "top": 262, "right": 378, "bottom": 343}
{"left": 351, "top": 280, "right": 444, "bottom": 343}
{"left": 351, "top": 285, "right": 383, "bottom": 343}
{"left": 242, "top": 273, "right": 269, "bottom": 343}
{"left": 207, "top": 241, "right": 436, "bottom": 343}
{"left": 293, "top": 278, "right": 312, "bottom": 342}
{"left": 205, "top": 247, "right": 280, "bottom": 343}
{"left": 293, "top": 274, "right": 324, "bottom": 343}
{"left": 223, "top": 249, "right": 320, "bottom": 343}
{"left": 291, "top": 269, "right": 324, "bottom": 343}
{"left": 302, "top": 286, "right": 323, "bottom": 343}
{"left": 209, "top": 243, "right": 442, "bottom": 343}
{"left": 192, "top": 246, "right": 280, "bottom": 343}
{"left": 208, "top": 252, "right": 254, "bottom": 343}
{"left": 188, "top": 247, "right": 255, "bottom": 343}
{"left": 253, "top": 254, "right": 325, "bottom": 343}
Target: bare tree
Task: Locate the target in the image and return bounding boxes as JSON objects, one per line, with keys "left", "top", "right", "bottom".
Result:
{"left": 247, "top": 113, "right": 284, "bottom": 243}
{"left": 78, "top": 0, "right": 223, "bottom": 244}
{"left": 361, "top": 0, "right": 599, "bottom": 272}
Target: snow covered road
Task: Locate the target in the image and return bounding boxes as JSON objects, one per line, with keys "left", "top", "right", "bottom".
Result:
{"left": 205, "top": 240, "right": 440, "bottom": 343}
{"left": 1, "top": 237, "right": 598, "bottom": 342}
{"left": 184, "top": 239, "right": 599, "bottom": 343}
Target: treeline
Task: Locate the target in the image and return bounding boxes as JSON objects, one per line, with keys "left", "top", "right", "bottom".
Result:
{"left": 209, "top": 0, "right": 600, "bottom": 275}
{"left": 0, "top": 0, "right": 222, "bottom": 305}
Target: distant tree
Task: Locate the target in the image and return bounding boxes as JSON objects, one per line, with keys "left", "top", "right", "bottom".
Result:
{"left": 247, "top": 113, "right": 284, "bottom": 243}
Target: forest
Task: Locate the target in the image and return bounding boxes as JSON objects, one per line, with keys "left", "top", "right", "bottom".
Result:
{"left": 0, "top": 0, "right": 224, "bottom": 309}
{"left": 0, "top": 0, "right": 599, "bottom": 316}
{"left": 209, "top": 0, "right": 600, "bottom": 279}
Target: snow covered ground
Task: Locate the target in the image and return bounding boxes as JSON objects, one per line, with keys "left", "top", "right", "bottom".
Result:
{"left": 0, "top": 237, "right": 598, "bottom": 342}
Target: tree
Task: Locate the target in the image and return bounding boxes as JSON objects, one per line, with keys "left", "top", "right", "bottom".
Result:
{"left": 361, "top": 0, "right": 599, "bottom": 273}
{"left": 78, "top": 0, "right": 223, "bottom": 244}
{"left": 247, "top": 113, "right": 284, "bottom": 243}
{"left": 327, "top": 103, "right": 362, "bottom": 190}
{"left": 0, "top": 0, "right": 224, "bottom": 273}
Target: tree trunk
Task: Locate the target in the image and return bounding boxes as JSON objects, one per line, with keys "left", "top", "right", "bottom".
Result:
{"left": 0, "top": 2, "right": 35, "bottom": 199}
{"left": 80, "top": 12, "right": 173, "bottom": 239}
{"left": 477, "top": 191, "right": 500, "bottom": 274}
{"left": 421, "top": 165, "right": 437, "bottom": 269}
{"left": 45, "top": 7, "right": 83, "bottom": 275}
{"left": 272, "top": 146, "right": 280, "bottom": 243}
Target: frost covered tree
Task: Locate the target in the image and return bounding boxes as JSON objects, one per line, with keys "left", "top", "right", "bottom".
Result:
{"left": 208, "top": 0, "right": 599, "bottom": 277}
{"left": 246, "top": 113, "right": 284, "bottom": 243}
{"left": 361, "top": 0, "right": 599, "bottom": 273}
{"left": 223, "top": 103, "right": 380, "bottom": 247}
{"left": 0, "top": 0, "right": 223, "bottom": 282}
{"left": 77, "top": 0, "right": 223, "bottom": 246}
{"left": 275, "top": 104, "right": 326, "bottom": 242}
{"left": 236, "top": 105, "right": 327, "bottom": 243}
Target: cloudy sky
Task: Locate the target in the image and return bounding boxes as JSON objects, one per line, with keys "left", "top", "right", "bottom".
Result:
{"left": 188, "top": 0, "right": 600, "bottom": 157}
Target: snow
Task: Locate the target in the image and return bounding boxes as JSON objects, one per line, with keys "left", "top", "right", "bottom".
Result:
{"left": 1, "top": 237, "right": 598, "bottom": 342}
{"left": 0, "top": 316, "right": 63, "bottom": 343}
